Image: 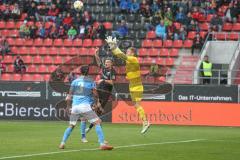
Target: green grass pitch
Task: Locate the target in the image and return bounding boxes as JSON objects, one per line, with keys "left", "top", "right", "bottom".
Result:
{"left": 0, "top": 121, "right": 240, "bottom": 160}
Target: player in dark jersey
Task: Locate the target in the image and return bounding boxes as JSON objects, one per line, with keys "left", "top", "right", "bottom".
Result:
{"left": 85, "top": 48, "right": 116, "bottom": 133}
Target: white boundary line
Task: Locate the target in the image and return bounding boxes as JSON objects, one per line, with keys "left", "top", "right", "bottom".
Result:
{"left": 0, "top": 139, "right": 205, "bottom": 160}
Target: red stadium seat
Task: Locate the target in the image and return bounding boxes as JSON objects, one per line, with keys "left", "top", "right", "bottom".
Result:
{"left": 92, "top": 39, "right": 103, "bottom": 47}
{"left": 38, "top": 47, "right": 48, "bottom": 55}
{"left": 15, "top": 21, "right": 23, "bottom": 29}
{"left": 49, "top": 47, "right": 58, "bottom": 55}
{"left": 38, "top": 65, "right": 47, "bottom": 73}
{"left": 33, "top": 56, "right": 42, "bottom": 64}
{"left": 82, "top": 39, "right": 93, "bottom": 47}
{"left": 32, "top": 74, "right": 43, "bottom": 81}
{"left": 73, "top": 39, "right": 82, "bottom": 47}
{"left": 43, "top": 38, "right": 53, "bottom": 47}
{"left": 29, "top": 47, "right": 38, "bottom": 55}
{"left": 48, "top": 65, "right": 57, "bottom": 72}
{"left": 22, "top": 55, "right": 32, "bottom": 64}
{"left": 27, "top": 21, "right": 35, "bottom": 26}
{"left": 53, "top": 38, "right": 63, "bottom": 46}
{"left": 18, "top": 47, "right": 29, "bottom": 55}
{"left": 187, "top": 31, "right": 196, "bottom": 39}
{"left": 1, "top": 30, "right": 9, "bottom": 37}
{"left": 45, "top": 22, "right": 53, "bottom": 29}
{"left": 7, "top": 65, "right": 14, "bottom": 72}
{"left": 20, "top": 13, "right": 28, "bottom": 20}
{"left": 159, "top": 48, "right": 169, "bottom": 56}
{"left": 146, "top": 31, "right": 156, "bottom": 39}
{"left": 199, "top": 31, "right": 207, "bottom": 39}
{"left": 22, "top": 74, "right": 32, "bottom": 81}
{"left": 0, "top": 21, "right": 5, "bottom": 29}
{"left": 35, "top": 21, "right": 42, "bottom": 28}
{"left": 7, "top": 38, "right": 15, "bottom": 46}
{"left": 174, "top": 22, "right": 181, "bottom": 30}
{"left": 59, "top": 47, "right": 69, "bottom": 55}
{"left": 43, "top": 56, "right": 53, "bottom": 64}
{"left": 169, "top": 48, "right": 179, "bottom": 57}
{"left": 165, "top": 58, "right": 174, "bottom": 66}
{"left": 206, "top": 14, "right": 214, "bottom": 22}
{"left": 69, "top": 47, "right": 78, "bottom": 55}
{"left": 223, "top": 23, "right": 233, "bottom": 31}
{"left": 11, "top": 46, "right": 18, "bottom": 54}
{"left": 5, "top": 21, "right": 15, "bottom": 29}
{"left": 228, "top": 32, "right": 239, "bottom": 40}
{"left": 34, "top": 38, "right": 43, "bottom": 46}
{"left": 138, "top": 48, "right": 148, "bottom": 56}
{"left": 214, "top": 32, "right": 227, "bottom": 40}
{"left": 15, "top": 38, "right": 24, "bottom": 46}
{"left": 79, "top": 48, "right": 89, "bottom": 55}
{"left": 163, "top": 40, "right": 173, "bottom": 48}
{"left": 27, "top": 65, "right": 37, "bottom": 73}
{"left": 1, "top": 74, "right": 12, "bottom": 81}
{"left": 199, "top": 22, "right": 209, "bottom": 31}
{"left": 153, "top": 39, "right": 162, "bottom": 48}
{"left": 43, "top": 74, "right": 51, "bottom": 81}
{"left": 25, "top": 39, "right": 33, "bottom": 46}
{"left": 156, "top": 57, "right": 165, "bottom": 65}
{"left": 54, "top": 56, "right": 63, "bottom": 64}
{"left": 232, "top": 23, "right": 240, "bottom": 31}
{"left": 184, "top": 40, "right": 193, "bottom": 48}
{"left": 142, "top": 39, "right": 152, "bottom": 48}
{"left": 103, "top": 22, "right": 112, "bottom": 30}
{"left": 63, "top": 39, "right": 73, "bottom": 47}
{"left": 148, "top": 48, "right": 159, "bottom": 56}
{"left": 173, "top": 40, "right": 183, "bottom": 48}
{"left": 3, "top": 55, "right": 13, "bottom": 63}
{"left": 10, "top": 29, "right": 19, "bottom": 37}
{"left": 88, "top": 48, "right": 97, "bottom": 55}
{"left": 13, "top": 74, "right": 22, "bottom": 81}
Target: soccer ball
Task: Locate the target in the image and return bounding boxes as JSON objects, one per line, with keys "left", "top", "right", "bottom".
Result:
{"left": 74, "top": 0, "right": 83, "bottom": 10}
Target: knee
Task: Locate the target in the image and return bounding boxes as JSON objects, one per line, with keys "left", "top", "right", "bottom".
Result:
{"left": 69, "top": 124, "right": 75, "bottom": 129}
{"left": 93, "top": 119, "right": 102, "bottom": 125}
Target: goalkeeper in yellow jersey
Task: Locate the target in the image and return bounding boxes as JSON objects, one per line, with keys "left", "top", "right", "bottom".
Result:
{"left": 105, "top": 36, "right": 150, "bottom": 134}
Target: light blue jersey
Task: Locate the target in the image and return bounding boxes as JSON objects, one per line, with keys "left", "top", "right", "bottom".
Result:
{"left": 70, "top": 76, "right": 96, "bottom": 106}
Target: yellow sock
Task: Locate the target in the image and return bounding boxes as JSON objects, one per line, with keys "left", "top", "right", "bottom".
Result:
{"left": 136, "top": 106, "right": 147, "bottom": 122}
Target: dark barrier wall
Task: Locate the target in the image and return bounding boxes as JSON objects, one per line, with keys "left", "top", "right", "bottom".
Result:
{"left": 0, "top": 82, "right": 239, "bottom": 121}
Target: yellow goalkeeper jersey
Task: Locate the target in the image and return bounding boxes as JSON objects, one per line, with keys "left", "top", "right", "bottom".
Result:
{"left": 112, "top": 48, "right": 143, "bottom": 92}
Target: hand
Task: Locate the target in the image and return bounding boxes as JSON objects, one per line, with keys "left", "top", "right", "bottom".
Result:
{"left": 105, "top": 36, "right": 117, "bottom": 50}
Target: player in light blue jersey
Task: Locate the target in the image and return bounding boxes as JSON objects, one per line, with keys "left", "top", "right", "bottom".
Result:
{"left": 59, "top": 65, "right": 113, "bottom": 150}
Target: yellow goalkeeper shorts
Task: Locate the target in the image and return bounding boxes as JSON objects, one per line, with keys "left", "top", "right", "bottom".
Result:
{"left": 129, "top": 85, "right": 143, "bottom": 102}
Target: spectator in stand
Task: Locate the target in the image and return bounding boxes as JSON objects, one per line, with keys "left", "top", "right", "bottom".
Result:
{"left": 151, "top": 0, "right": 160, "bottom": 13}
{"left": 225, "top": 2, "right": 239, "bottom": 23}
{"left": 187, "top": 19, "right": 200, "bottom": 32}
{"left": 176, "top": 8, "right": 186, "bottom": 24}
{"left": 0, "top": 37, "right": 10, "bottom": 59}
{"left": 191, "top": 33, "right": 204, "bottom": 55}
{"left": 46, "top": 4, "right": 59, "bottom": 22}
{"left": 37, "top": 24, "right": 46, "bottom": 38}
{"left": 11, "top": 3, "right": 21, "bottom": 20}
{"left": 0, "top": 59, "right": 6, "bottom": 73}
{"left": 155, "top": 20, "right": 167, "bottom": 40}
{"left": 73, "top": 13, "right": 82, "bottom": 27}
{"left": 140, "top": 4, "right": 153, "bottom": 25}
{"left": 2, "top": 4, "right": 11, "bottom": 20}
{"left": 112, "top": 20, "right": 128, "bottom": 39}
{"left": 85, "top": 26, "right": 94, "bottom": 38}
{"left": 167, "top": 23, "right": 177, "bottom": 40}
{"left": 27, "top": 2, "right": 38, "bottom": 21}
{"left": 120, "top": 0, "right": 131, "bottom": 13}
{"left": 48, "top": 23, "right": 58, "bottom": 39}
{"left": 57, "top": 25, "right": 65, "bottom": 38}
{"left": 130, "top": 0, "right": 140, "bottom": 13}
{"left": 14, "top": 56, "right": 26, "bottom": 74}
{"left": 177, "top": 26, "right": 187, "bottom": 40}
{"left": 109, "top": 0, "right": 118, "bottom": 8}
{"left": 96, "top": 23, "right": 106, "bottom": 40}
{"left": 78, "top": 25, "right": 85, "bottom": 39}
{"left": 67, "top": 26, "right": 77, "bottom": 40}
{"left": 29, "top": 25, "right": 37, "bottom": 39}
{"left": 152, "top": 10, "right": 163, "bottom": 26}
{"left": 210, "top": 14, "right": 223, "bottom": 31}
{"left": 82, "top": 11, "right": 93, "bottom": 27}
{"left": 19, "top": 20, "right": 30, "bottom": 39}
{"left": 182, "top": 12, "right": 193, "bottom": 27}
{"left": 36, "top": 4, "right": 48, "bottom": 22}
{"left": 55, "top": 13, "right": 63, "bottom": 28}
{"left": 148, "top": 59, "right": 159, "bottom": 78}
{"left": 63, "top": 13, "right": 73, "bottom": 30}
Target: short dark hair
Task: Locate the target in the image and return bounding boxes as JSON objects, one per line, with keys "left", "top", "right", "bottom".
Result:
{"left": 80, "top": 65, "right": 89, "bottom": 76}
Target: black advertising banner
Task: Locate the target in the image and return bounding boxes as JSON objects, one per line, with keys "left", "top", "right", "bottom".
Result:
{"left": 173, "top": 85, "right": 238, "bottom": 103}
{"left": 0, "top": 81, "right": 46, "bottom": 99}
{"left": 114, "top": 83, "right": 172, "bottom": 101}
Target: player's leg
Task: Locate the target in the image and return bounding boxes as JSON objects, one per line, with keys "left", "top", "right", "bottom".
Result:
{"left": 80, "top": 118, "right": 88, "bottom": 143}
{"left": 130, "top": 89, "right": 150, "bottom": 134}
{"left": 81, "top": 105, "right": 113, "bottom": 150}
{"left": 59, "top": 114, "right": 79, "bottom": 149}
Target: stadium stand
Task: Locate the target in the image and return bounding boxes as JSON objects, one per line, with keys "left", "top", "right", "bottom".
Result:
{"left": 0, "top": 0, "right": 239, "bottom": 84}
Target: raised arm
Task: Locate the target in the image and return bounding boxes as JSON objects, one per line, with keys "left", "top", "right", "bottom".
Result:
{"left": 94, "top": 48, "right": 102, "bottom": 67}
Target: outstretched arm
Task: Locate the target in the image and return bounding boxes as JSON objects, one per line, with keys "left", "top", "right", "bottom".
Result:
{"left": 94, "top": 48, "right": 102, "bottom": 67}
{"left": 105, "top": 36, "right": 127, "bottom": 61}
